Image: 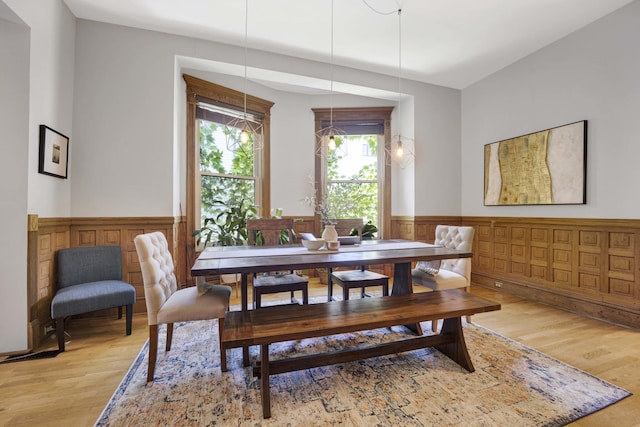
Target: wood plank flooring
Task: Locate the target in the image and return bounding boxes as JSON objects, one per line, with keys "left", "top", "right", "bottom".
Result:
{"left": 1, "top": 281, "right": 637, "bottom": 427}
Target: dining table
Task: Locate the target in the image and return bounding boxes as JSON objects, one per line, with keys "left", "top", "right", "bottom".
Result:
{"left": 192, "top": 239, "right": 472, "bottom": 366}
{"left": 191, "top": 239, "right": 472, "bottom": 312}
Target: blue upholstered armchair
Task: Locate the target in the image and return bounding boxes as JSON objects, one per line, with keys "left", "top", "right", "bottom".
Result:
{"left": 51, "top": 245, "right": 136, "bottom": 352}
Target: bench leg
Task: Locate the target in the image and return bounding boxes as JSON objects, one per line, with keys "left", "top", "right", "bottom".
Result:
{"left": 434, "top": 317, "right": 475, "bottom": 372}
{"left": 261, "top": 344, "right": 271, "bottom": 418}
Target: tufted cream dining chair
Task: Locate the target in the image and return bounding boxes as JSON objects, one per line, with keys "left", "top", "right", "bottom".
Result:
{"left": 412, "top": 225, "right": 475, "bottom": 332}
{"left": 134, "top": 231, "right": 231, "bottom": 380}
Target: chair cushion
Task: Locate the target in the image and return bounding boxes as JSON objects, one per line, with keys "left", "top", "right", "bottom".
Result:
{"left": 196, "top": 276, "right": 235, "bottom": 297}
{"left": 157, "top": 286, "right": 229, "bottom": 325}
{"left": 331, "top": 270, "right": 388, "bottom": 283}
{"left": 57, "top": 246, "right": 123, "bottom": 288}
{"left": 411, "top": 268, "right": 468, "bottom": 291}
{"left": 254, "top": 274, "right": 308, "bottom": 288}
{"left": 415, "top": 259, "right": 441, "bottom": 276}
{"left": 51, "top": 280, "right": 135, "bottom": 319}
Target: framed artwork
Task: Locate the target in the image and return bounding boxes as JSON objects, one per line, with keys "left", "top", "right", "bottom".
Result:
{"left": 484, "top": 120, "right": 587, "bottom": 206}
{"left": 38, "top": 125, "right": 69, "bottom": 179}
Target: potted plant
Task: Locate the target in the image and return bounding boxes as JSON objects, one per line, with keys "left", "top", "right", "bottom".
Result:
{"left": 193, "top": 197, "right": 257, "bottom": 248}
{"left": 193, "top": 197, "right": 257, "bottom": 291}
{"left": 353, "top": 220, "right": 378, "bottom": 240}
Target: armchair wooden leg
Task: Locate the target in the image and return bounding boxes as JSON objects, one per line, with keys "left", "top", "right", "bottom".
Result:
{"left": 55, "top": 317, "right": 65, "bottom": 352}
{"left": 117, "top": 306, "right": 123, "bottom": 319}
{"left": 166, "top": 323, "right": 174, "bottom": 351}
{"left": 147, "top": 324, "right": 158, "bottom": 382}
{"left": 219, "top": 318, "right": 227, "bottom": 372}
{"left": 125, "top": 304, "right": 133, "bottom": 335}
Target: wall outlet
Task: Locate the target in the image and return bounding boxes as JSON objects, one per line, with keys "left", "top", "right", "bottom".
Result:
{"left": 44, "top": 325, "right": 55, "bottom": 335}
{"left": 494, "top": 281, "right": 503, "bottom": 288}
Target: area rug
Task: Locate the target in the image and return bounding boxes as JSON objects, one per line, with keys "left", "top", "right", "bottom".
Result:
{"left": 95, "top": 317, "right": 630, "bottom": 426}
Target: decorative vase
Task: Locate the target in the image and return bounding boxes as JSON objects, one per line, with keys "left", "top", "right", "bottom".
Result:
{"left": 322, "top": 224, "right": 338, "bottom": 242}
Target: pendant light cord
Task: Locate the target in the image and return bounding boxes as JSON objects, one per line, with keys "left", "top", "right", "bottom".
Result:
{"left": 362, "top": 0, "right": 400, "bottom": 15}
{"left": 330, "top": 0, "right": 334, "bottom": 127}
{"left": 243, "top": 0, "right": 248, "bottom": 119}
{"left": 397, "top": 8, "right": 402, "bottom": 129}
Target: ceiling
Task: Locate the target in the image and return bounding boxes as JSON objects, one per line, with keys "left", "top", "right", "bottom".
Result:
{"left": 62, "top": 0, "right": 633, "bottom": 90}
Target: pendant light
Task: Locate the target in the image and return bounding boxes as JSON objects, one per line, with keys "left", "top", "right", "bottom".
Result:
{"left": 226, "top": 0, "right": 263, "bottom": 152}
{"left": 315, "top": 0, "right": 345, "bottom": 157}
{"left": 388, "top": 7, "right": 414, "bottom": 169}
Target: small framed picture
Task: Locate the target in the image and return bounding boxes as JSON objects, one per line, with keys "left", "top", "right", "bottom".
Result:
{"left": 38, "top": 125, "right": 69, "bottom": 179}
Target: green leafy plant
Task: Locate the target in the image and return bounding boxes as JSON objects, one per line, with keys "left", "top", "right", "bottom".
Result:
{"left": 348, "top": 220, "right": 378, "bottom": 240}
{"left": 193, "top": 198, "right": 257, "bottom": 247}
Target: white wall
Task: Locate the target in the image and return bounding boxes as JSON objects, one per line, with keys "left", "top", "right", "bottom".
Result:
{"left": 73, "top": 20, "right": 462, "bottom": 219}
{"left": 1, "top": 0, "right": 75, "bottom": 353}
{"left": 461, "top": 1, "right": 640, "bottom": 218}
{"left": 0, "top": 8, "right": 29, "bottom": 353}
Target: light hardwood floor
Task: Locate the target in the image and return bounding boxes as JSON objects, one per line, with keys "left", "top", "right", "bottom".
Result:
{"left": 1, "top": 281, "right": 638, "bottom": 427}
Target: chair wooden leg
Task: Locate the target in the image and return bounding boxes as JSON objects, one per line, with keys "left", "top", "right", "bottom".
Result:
{"left": 343, "top": 283, "right": 349, "bottom": 301}
{"left": 55, "top": 317, "right": 65, "bottom": 352}
{"left": 117, "top": 306, "right": 123, "bottom": 319}
{"left": 255, "top": 289, "right": 262, "bottom": 309}
{"left": 382, "top": 282, "right": 389, "bottom": 296}
{"left": 464, "top": 287, "right": 472, "bottom": 324}
{"left": 219, "top": 318, "right": 227, "bottom": 372}
{"left": 302, "top": 286, "right": 308, "bottom": 304}
{"left": 125, "top": 304, "right": 133, "bottom": 335}
{"left": 148, "top": 324, "right": 158, "bottom": 382}
{"left": 327, "top": 268, "right": 334, "bottom": 302}
{"left": 166, "top": 323, "right": 174, "bottom": 351}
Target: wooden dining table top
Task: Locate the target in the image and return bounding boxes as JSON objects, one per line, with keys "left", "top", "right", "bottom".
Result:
{"left": 191, "top": 239, "right": 471, "bottom": 277}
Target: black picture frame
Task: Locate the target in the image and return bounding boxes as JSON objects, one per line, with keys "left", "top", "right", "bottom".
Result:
{"left": 38, "top": 125, "right": 69, "bottom": 179}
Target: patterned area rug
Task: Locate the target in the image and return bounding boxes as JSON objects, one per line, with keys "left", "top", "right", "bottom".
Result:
{"left": 95, "top": 317, "right": 630, "bottom": 426}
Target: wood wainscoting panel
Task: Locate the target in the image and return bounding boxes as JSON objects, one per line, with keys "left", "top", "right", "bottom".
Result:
{"left": 464, "top": 217, "right": 640, "bottom": 328}
{"left": 70, "top": 217, "right": 181, "bottom": 314}
{"left": 510, "top": 226, "right": 528, "bottom": 277}
{"left": 29, "top": 216, "right": 181, "bottom": 350}
{"left": 28, "top": 218, "right": 71, "bottom": 350}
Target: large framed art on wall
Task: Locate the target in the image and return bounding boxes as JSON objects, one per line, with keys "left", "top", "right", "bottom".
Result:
{"left": 484, "top": 120, "right": 587, "bottom": 206}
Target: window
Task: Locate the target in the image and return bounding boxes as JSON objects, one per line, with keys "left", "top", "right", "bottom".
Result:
{"left": 184, "top": 75, "right": 273, "bottom": 251}
{"left": 196, "top": 103, "right": 259, "bottom": 226}
{"left": 313, "top": 107, "right": 392, "bottom": 237}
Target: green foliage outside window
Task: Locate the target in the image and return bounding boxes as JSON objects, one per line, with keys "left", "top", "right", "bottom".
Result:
{"left": 195, "top": 121, "right": 258, "bottom": 246}
{"left": 326, "top": 135, "right": 379, "bottom": 230}
{"left": 199, "top": 121, "right": 256, "bottom": 221}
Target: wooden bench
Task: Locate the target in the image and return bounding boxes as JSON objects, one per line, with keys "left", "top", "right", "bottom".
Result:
{"left": 222, "top": 289, "right": 501, "bottom": 418}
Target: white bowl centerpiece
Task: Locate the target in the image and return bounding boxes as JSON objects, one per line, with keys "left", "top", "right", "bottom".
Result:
{"left": 301, "top": 239, "right": 325, "bottom": 251}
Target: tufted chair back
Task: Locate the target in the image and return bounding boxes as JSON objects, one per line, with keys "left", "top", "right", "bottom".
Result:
{"left": 134, "top": 231, "right": 178, "bottom": 325}
{"left": 435, "top": 225, "right": 475, "bottom": 281}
